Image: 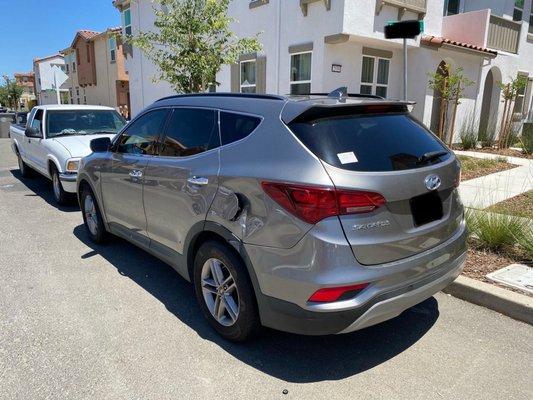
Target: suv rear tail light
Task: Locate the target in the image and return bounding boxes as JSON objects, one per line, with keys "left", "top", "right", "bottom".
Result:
{"left": 308, "top": 283, "right": 369, "bottom": 303}
{"left": 261, "top": 182, "right": 385, "bottom": 224}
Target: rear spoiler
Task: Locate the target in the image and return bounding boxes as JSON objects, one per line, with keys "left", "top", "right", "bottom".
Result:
{"left": 282, "top": 101, "right": 416, "bottom": 125}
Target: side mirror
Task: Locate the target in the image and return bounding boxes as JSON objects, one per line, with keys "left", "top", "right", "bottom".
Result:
{"left": 25, "top": 127, "right": 41, "bottom": 138}
{"left": 90, "top": 137, "right": 111, "bottom": 153}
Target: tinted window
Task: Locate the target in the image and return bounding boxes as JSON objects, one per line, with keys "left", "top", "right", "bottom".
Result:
{"left": 115, "top": 109, "right": 168, "bottom": 155}
{"left": 47, "top": 110, "right": 126, "bottom": 138}
{"left": 220, "top": 112, "right": 261, "bottom": 145}
{"left": 159, "top": 108, "right": 218, "bottom": 157}
{"left": 289, "top": 112, "right": 450, "bottom": 172}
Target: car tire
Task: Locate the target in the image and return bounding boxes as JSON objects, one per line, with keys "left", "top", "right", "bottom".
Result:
{"left": 194, "top": 240, "right": 260, "bottom": 342}
{"left": 80, "top": 186, "right": 108, "bottom": 244}
{"left": 17, "top": 151, "right": 32, "bottom": 178}
{"left": 51, "top": 166, "right": 70, "bottom": 205}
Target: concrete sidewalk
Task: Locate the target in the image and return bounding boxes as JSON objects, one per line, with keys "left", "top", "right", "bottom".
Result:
{"left": 455, "top": 150, "right": 533, "bottom": 209}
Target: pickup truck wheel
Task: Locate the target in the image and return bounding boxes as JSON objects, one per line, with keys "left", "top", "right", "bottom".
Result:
{"left": 81, "top": 188, "right": 108, "bottom": 243}
{"left": 194, "top": 241, "right": 260, "bottom": 342}
{"left": 51, "top": 167, "right": 70, "bottom": 205}
{"left": 17, "top": 152, "right": 32, "bottom": 178}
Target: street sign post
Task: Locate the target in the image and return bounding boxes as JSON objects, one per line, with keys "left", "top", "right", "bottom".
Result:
{"left": 51, "top": 65, "right": 68, "bottom": 105}
{"left": 384, "top": 20, "right": 424, "bottom": 101}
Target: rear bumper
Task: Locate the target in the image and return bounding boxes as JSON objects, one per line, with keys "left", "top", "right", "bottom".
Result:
{"left": 59, "top": 173, "right": 78, "bottom": 193}
{"left": 248, "top": 218, "right": 467, "bottom": 335}
{"left": 257, "top": 249, "right": 465, "bottom": 335}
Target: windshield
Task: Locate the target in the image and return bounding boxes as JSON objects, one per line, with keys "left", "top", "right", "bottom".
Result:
{"left": 46, "top": 110, "right": 126, "bottom": 138}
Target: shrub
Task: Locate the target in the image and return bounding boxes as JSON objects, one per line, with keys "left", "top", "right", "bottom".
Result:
{"left": 478, "top": 117, "right": 497, "bottom": 148}
{"left": 520, "top": 123, "right": 533, "bottom": 155}
{"left": 460, "top": 129, "right": 477, "bottom": 150}
{"left": 467, "top": 210, "right": 528, "bottom": 251}
{"left": 514, "top": 226, "right": 533, "bottom": 259}
{"left": 458, "top": 112, "right": 478, "bottom": 150}
{"left": 500, "top": 122, "right": 522, "bottom": 149}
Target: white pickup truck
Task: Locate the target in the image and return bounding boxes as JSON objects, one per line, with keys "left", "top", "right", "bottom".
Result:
{"left": 10, "top": 105, "right": 126, "bottom": 204}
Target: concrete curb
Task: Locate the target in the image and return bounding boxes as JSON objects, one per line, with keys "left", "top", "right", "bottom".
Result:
{"left": 443, "top": 276, "right": 533, "bottom": 325}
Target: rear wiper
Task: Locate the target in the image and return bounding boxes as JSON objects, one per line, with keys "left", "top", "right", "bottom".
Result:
{"left": 417, "top": 151, "right": 449, "bottom": 165}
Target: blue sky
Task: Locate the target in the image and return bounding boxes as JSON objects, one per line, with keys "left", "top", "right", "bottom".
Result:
{"left": 0, "top": 0, "right": 121, "bottom": 78}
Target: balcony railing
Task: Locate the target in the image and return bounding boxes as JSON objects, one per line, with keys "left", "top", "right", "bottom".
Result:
{"left": 377, "top": 0, "right": 427, "bottom": 19}
{"left": 487, "top": 14, "right": 521, "bottom": 54}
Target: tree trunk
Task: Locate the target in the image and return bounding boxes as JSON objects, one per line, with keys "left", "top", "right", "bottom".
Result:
{"left": 438, "top": 97, "right": 446, "bottom": 140}
{"left": 498, "top": 93, "right": 509, "bottom": 149}
{"left": 448, "top": 96, "right": 459, "bottom": 147}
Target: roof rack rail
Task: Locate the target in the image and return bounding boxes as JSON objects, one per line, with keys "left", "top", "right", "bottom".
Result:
{"left": 155, "top": 92, "right": 286, "bottom": 102}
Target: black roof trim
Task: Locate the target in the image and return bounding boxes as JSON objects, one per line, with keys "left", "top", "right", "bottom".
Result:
{"left": 155, "top": 92, "right": 286, "bottom": 103}
{"left": 305, "top": 92, "right": 385, "bottom": 100}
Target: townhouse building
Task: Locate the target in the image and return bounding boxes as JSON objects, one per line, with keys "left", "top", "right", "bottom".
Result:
{"left": 14, "top": 72, "right": 36, "bottom": 110}
{"left": 113, "top": 0, "right": 533, "bottom": 142}
{"left": 33, "top": 53, "right": 69, "bottom": 105}
{"left": 61, "top": 29, "right": 130, "bottom": 117}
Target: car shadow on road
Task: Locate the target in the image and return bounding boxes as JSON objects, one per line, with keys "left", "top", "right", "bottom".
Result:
{"left": 9, "top": 169, "right": 79, "bottom": 212}
{"left": 73, "top": 224, "right": 440, "bottom": 383}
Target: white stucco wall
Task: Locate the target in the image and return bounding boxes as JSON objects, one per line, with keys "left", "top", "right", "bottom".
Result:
{"left": 33, "top": 55, "right": 68, "bottom": 105}
{"left": 126, "top": 0, "right": 175, "bottom": 116}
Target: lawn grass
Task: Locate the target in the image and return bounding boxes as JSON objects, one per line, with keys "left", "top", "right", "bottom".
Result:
{"left": 458, "top": 155, "right": 518, "bottom": 181}
{"left": 486, "top": 190, "right": 533, "bottom": 219}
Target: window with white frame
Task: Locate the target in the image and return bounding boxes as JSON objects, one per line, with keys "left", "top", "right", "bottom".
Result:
{"left": 240, "top": 60, "right": 256, "bottom": 93}
{"left": 360, "top": 56, "right": 389, "bottom": 98}
{"left": 122, "top": 7, "right": 132, "bottom": 35}
{"left": 290, "top": 52, "right": 311, "bottom": 95}
{"left": 514, "top": 0, "right": 524, "bottom": 21}
{"left": 109, "top": 36, "right": 117, "bottom": 62}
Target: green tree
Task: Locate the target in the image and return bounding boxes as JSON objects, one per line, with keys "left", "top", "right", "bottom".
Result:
{"left": 128, "top": 0, "right": 261, "bottom": 93}
{"left": 428, "top": 64, "right": 475, "bottom": 146}
{"left": 0, "top": 76, "right": 24, "bottom": 111}
{"left": 498, "top": 75, "right": 527, "bottom": 149}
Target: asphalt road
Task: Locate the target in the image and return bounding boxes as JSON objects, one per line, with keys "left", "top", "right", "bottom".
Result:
{"left": 0, "top": 139, "right": 531, "bottom": 400}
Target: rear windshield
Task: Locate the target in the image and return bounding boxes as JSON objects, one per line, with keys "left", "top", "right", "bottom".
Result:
{"left": 289, "top": 112, "right": 450, "bottom": 171}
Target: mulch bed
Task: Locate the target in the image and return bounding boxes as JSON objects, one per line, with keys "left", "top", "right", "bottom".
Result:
{"left": 469, "top": 147, "right": 532, "bottom": 160}
{"left": 463, "top": 242, "right": 532, "bottom": 296}
{"left": 486, "top": 191, "right": 533, "bottom": 219}
{"left": 458, "top": 157, "right": 519, "bottom": 181}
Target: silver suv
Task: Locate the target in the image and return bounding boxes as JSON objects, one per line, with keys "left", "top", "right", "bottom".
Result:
{"left": 77, "top": 92, "right": 467, "bottom": 341}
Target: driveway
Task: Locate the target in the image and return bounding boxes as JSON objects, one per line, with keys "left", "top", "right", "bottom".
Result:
{"left": 0, "top": 139, "right": 531, "bottom": 400}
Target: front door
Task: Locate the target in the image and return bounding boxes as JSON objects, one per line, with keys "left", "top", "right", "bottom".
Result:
{"left": 143, "top": 107, "right": 220, "bottom": 257}
{"left": 25, "top": 109, "right": 47, "bottom": 174}
{"left": 100, "top": 108, "right": 169, "bottom": 244}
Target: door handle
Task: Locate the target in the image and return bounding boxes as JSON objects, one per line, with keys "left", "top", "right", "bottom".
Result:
{"left": 187, "top": 176, "right": 209, "bottom": 186}
{"left": 129, "top": 170, "right": 143, "bottom": 179}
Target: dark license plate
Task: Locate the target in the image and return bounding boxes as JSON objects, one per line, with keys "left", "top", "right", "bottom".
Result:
{"left": 410, "top": 191, "right": 443, "bottom": 227}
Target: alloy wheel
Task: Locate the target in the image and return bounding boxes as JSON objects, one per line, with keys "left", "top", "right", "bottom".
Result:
{"left": 200, "top": 258, "right": 240, "bottom": 326}
{"left": 84, "top": 194, "right": 99, "bottom": 236}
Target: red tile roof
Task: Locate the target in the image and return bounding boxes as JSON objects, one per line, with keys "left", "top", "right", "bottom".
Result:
{"left": 78, "top": 30, "right": 99, "bottom": 40}
{"left": 422, "top": 35, "right": 497, "bottom": 57}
